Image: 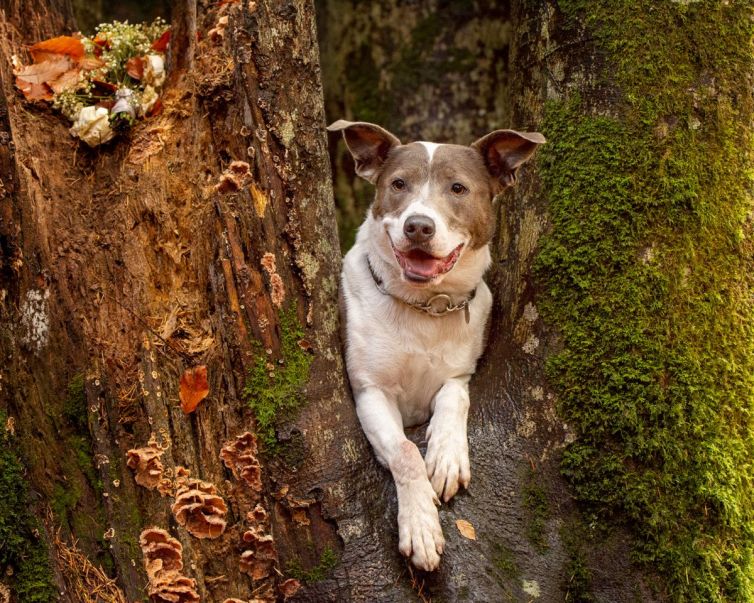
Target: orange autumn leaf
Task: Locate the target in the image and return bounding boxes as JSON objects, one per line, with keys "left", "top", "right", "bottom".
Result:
{"left": 151, "top": 29, "right": 171, "bottom": 52}
{"left": 180, "top": 365, "right": 209, "bottom": 413}
{"left": 14, "top": 35, "right": 102, "bottom": 101}
{"left": 92, "top": 33, "right": 110, "bottom": 48}
{"left": 79, "top": 56, "right": 105, "bottom": 71}
{"left": 29, "top": 36, "right": 84, "bottom": 62}
{"left": 125, "top": 56, "right": 144, "bottom": 80}
{"left": 456, "top": 518, "right": 477, "bottom": 540}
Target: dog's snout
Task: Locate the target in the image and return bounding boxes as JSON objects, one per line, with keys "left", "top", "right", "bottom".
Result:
{"left": 403, "top": 214, "right": 436, "bottom": 243}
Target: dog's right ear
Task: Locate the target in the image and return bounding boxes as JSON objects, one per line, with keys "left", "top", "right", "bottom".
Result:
{"left": 327, "top": 120, "right": 401, "bottom": 184}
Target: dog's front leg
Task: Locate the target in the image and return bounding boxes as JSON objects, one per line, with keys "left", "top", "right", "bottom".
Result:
{"left": 425, "top": 377, "right": 471, "bottom": 502}
{"left": 356, "top": 387, "right": 445, "bottom": 571}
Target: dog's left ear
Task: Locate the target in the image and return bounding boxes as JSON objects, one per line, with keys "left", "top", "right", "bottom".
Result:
{"left": 472, "top": 129, "right": 546, "bottom": 191}
{"left": 327, "top": 119, "right": 401, "bottom": 184}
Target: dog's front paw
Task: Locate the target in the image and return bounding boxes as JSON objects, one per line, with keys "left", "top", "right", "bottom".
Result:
{"left": 425, "top": 424, "right": 471, "bottom": 502}
{"left": 397, "top": 479, "right": 445, "bottom": 571}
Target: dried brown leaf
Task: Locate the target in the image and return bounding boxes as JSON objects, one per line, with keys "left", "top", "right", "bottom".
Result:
{"left": 455, "top": 518, "right": 476, "bottom": 540}
{"left": 14, "top": 77, "right": 53, "bottom": 101}
{"left": 14, "top": 55, "right": 72, "bottom": 85}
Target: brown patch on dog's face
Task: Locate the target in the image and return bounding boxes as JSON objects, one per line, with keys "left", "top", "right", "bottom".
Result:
{"left": 372, "top": 144, "right": 429, "bottom": 217}
{"left": 373, "top": 143, "right": 495, "bottom": 249}
{"left": 429, "top": 145, "right": 496, "bottom": 249}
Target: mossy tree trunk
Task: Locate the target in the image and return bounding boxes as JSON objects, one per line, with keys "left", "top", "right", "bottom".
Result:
{"left": 508, "top": 1, "right": 754, "bottom": 601}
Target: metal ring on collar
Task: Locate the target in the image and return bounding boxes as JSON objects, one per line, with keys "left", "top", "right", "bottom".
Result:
{"left": 422, "top": 293, "right": 457, "bottom": 316}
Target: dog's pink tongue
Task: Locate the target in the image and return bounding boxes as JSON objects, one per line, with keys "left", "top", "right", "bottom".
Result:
{"left": 404, "top": 249, "right": 443, "bottom": 277}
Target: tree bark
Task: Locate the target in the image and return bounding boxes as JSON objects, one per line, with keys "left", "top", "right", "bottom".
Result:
{"left": 0, "top": 0, "right": 390, "bottom": 601}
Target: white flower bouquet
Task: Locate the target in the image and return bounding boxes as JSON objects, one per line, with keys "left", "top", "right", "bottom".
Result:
{"left": 12, "top": 19, "right": 170, "bottom": 147}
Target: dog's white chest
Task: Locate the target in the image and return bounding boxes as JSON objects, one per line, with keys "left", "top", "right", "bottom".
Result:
{"left": 342, "top": 246, "right": 491, "bottom": 426}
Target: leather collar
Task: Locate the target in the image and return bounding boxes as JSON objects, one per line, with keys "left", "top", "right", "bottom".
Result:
{"left": 366, "top": 255, "right": 476, "bottom": 322}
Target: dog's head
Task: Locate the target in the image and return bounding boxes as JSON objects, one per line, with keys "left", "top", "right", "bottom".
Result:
{"left": 329, "top": 120, "right": 544, "bottom": 286}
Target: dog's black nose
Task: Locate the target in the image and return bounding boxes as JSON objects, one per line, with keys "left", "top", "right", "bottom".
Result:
{"left": 404, "top": 214, "right": 435, "bottom": 243}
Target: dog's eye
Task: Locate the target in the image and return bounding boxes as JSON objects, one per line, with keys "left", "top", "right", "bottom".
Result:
{"left": 451, "top": 182, "right": 468, "bottom": 195}
{"left": 391, "top": 178, "right": 406, "bottom": 191}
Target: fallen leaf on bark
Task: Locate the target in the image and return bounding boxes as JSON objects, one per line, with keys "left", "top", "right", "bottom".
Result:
{"left": 456, "top": 519, "right": 476, "bottom": 540}
{"left": 14, "top": 55, "right": 72, "bottom": 85}
{"left": 14, "top": 38, "right": 103, "bottom": 100}
{"left": 179, "top": 365, "right": 209, "bottom": 413}
{"left": 48, "top": 67, "right": 82, "bottom": 93}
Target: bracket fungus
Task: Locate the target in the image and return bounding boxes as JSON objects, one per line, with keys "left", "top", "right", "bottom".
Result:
{"left": 220, "top": 432, "right": 263, "bottom": 493}
{"left": 139, "top": 527, "right": 199, "bottom": 603}
{"left": 240, "top": 507, "right": 277, "bottom": 581}
{"left": 126, "top": 438, "right": 166, "bottom": 490}
{"left": 171, "top": 477, "right": 228, "bottom": 539}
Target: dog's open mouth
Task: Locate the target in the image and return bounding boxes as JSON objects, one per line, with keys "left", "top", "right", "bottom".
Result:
{"left": 393, "top": 243, "right": 464, "bottom": 282}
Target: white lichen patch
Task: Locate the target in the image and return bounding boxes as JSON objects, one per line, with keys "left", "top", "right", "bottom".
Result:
{"left": 296, "top": 250, "right": 320, "bottom": 285}
{"left": 337, "top": 517, "right": 366, "bottom": 543}
{"left": 522, "top": 302, "right": 539, "bottom": 323}
{"left": 341, "top": 437, "right": 359, "bottom": 464}
{"left": 20, "top": 288, "right": 51, "bottom": 352}
{"left": 522, "top": 334, "right": 540, "bottom": 355}
{"left": 517, "top": 411, "right": 537, "bottom": 438}
{"left": 522, "top": 579, "right": 541, "bottom": 598}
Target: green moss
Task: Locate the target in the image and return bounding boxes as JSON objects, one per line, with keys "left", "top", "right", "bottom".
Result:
{"left": 536, "top": 2, "right": 754, "bottom": 600}
{"left": 286, "top": 545, "right": 338, "bottom": 583}
{"left": 0, "top": 412, "right": 57, "bottom": 602}
{"left": 63, "top": 374, "right": 87, "bottom": 433}
{"left": 51, "top": 481, "right": 82, "bottom": 528}
{"left": 61, "top": 375, "right": 103, "bottom": 503}
{"left": 522, "top": 469, "right": 550, "bottom": 553}
{"left": 560, "top": 521, "right": 594, "bottom": 603}
{"left": 492, "top": 543, "right": 520, "bottom": 582}
{"left": 243, "top": 307, "right": 312, "bottom": 451}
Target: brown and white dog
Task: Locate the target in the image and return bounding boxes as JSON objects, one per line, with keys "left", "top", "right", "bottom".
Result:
{"left": 329, "top": 120, "right": 544, "bottom": 571}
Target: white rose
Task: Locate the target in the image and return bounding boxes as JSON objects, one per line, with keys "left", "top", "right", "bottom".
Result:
{"left": 139, "top": 85, "right": 159, "bottom": 116}
{"left": 70, "top": 106, "right": 115, "bottom": 147}
{"left": 143, "top": 55, "right": 165, "bottom": 89}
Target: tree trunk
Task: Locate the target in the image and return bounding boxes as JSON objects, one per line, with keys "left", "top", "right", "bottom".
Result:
{"left": 0, "top": 0, "right": 390, "bottom": 601}
{"left": 1, "top": 1, "right": 752, "bottom": 602}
